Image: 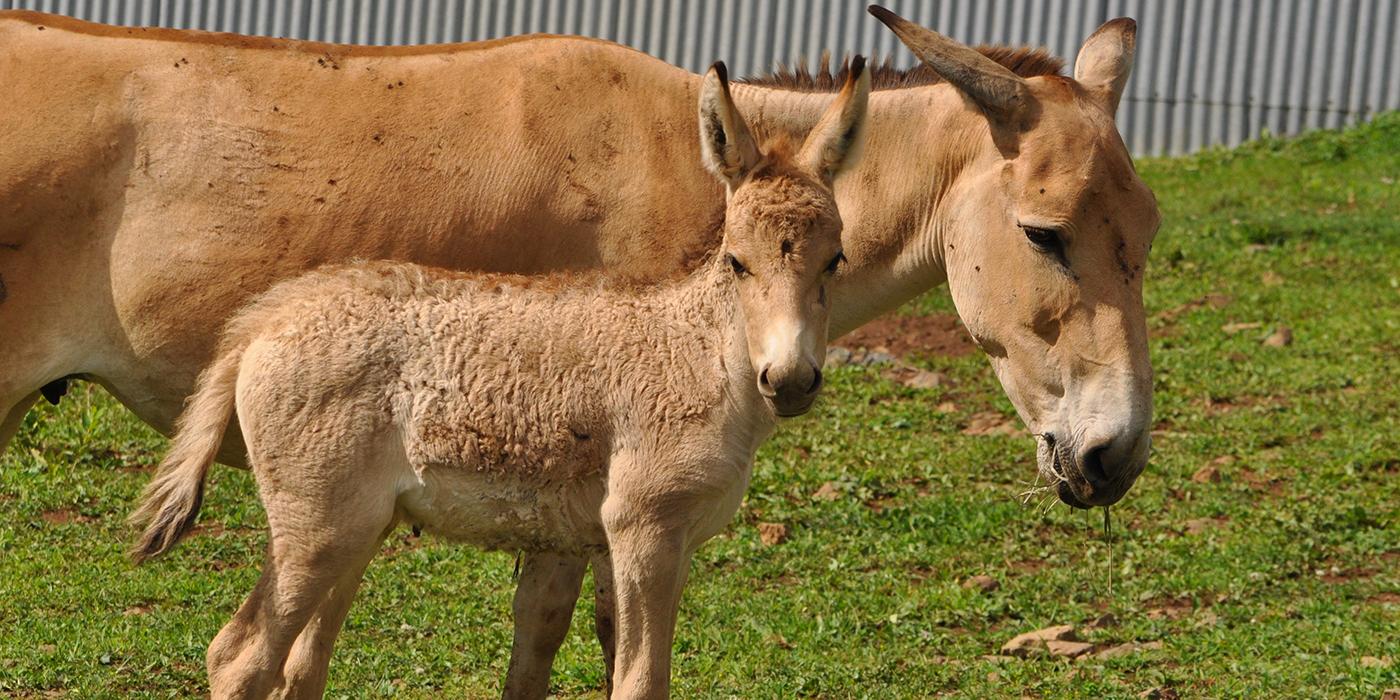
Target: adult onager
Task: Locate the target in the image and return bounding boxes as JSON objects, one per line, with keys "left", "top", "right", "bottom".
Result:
{"left": 130, "top": 62, "right": 871, "bottom": 699}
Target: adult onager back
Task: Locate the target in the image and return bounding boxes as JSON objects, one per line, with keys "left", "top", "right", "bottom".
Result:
{"left": 129, "top": 62, "right": 871, "bottom": 699}
{"left": 0, "top": 8, "right": 1157, "bottom": 510}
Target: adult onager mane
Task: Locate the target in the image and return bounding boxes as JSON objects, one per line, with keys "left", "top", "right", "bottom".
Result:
{"left": 131, "top": 62, "right": 871, "bottom": 699}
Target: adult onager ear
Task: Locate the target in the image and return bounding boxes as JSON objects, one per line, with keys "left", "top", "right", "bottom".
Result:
{"left": 867, "top": 5, "right": 1028, "bottom": 121}
{"left": 698, "top": 61, "right": 761, "bottom": 190}
{"left": 797, "top": 55, "right": 872, "bottom": 183}
{"left": 1074, "top": 18, "right": 1137, "bottom": 114}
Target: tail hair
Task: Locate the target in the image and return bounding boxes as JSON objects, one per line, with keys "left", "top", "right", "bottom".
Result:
{"left": 128, "top": 345, "right": 244, "bottom": 563}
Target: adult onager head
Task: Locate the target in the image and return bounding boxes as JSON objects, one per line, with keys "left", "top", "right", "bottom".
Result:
{"left": 867, "top": 6, "right": 1160, "bottom": 508}
{"left": 129, "top": 62, "right": 870, "bottom": 698}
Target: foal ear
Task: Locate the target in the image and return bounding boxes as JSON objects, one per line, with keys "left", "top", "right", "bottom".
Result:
{"left": 698, "top": 61, "right": 761, "bottom": 190}
{"left": 1074, "top": 18, "right": 1137, "bottom": 115}
{"left": 797, "top": 55, "right": 871, "bottom": 183}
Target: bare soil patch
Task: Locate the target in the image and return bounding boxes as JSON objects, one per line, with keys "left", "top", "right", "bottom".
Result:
{"left": 836, "top": 312, "right": 975, "bottom": 359}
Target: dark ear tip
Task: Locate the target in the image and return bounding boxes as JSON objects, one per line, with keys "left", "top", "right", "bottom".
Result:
{"left": 711, "top": 61, "right": 728, "bottom": 84}
{"left": 850, "top": 54, "right": 867, "bottom": 80}
{"left": 867, "top": 5, "right": 896, "bottom": 23}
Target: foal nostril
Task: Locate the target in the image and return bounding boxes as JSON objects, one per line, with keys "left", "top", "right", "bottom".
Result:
{"left": 807, "top": 367, "right": 823, "bottom": 394}
{"left": 758, "top": 366, "right": 774, "bottom": 395}
{"left": 1081, "top": 445, "right": 1111, "bottom": 490}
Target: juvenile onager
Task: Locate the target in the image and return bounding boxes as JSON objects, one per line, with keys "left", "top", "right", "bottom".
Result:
{"left": 130, "top": 62, "right": 871, "bottom": 699}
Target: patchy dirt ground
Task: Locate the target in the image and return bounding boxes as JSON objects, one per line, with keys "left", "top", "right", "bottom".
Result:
{"left": 835, "top": 312, "right": 976, "bottom": 358}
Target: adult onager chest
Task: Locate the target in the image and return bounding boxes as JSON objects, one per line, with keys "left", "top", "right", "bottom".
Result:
{"left": 130, "top": 62, "right": 870, "bottom": 699}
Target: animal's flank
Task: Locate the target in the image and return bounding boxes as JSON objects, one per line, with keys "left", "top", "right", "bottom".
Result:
{"left": 741, "top": 47, "right": 1064, "bottom": 92}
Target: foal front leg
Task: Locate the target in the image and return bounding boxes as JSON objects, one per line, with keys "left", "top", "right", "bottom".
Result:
{"left": 501, "top": 552, "right": 588, "bottom": 699}
{"left": 601, "top": 507, "right": 691, "bottom": 699}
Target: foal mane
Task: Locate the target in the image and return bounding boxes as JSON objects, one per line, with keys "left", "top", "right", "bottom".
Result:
{"left": 741, "top": 47, "right": 1064, "bottom": 92}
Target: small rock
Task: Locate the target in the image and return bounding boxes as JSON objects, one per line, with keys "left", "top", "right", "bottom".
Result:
{"left": 811, "top": 482, "right": 841, "bottom": 502}
{"left": 1221, "top": 321, "right": 1263, "bottom": 335}
{"left": 1205, "top": 293, "right": 1233, "bottom": 308}
{"left": 1191, "top": 465, "right": 1222, "bottom": 483}
{"left": 1088, "top": 612, "right": 1118, "bottom": 628}
{"left": 825, "top": 346, "right": 852, "bottom": 367}
{"left": 862, "top": 350, "right": 896, "bottom": 366}
{"left": 962, "top": 575, "right": 1000, "bottom": 592}
{"left": 757, "top": 522, "right": 788, "bottom": 546}
{"left": 902, "top": 369, "right": 945, "bottom": 389}
{"left": 1046, "top": 640, "right": 1094, "bottom": 658}
{"left": 1094, "top": 640, "right": 1162, "bottom": 660}
{"left": 1262, "top": 326, "right": 1293, "bottom": 347}
{"left": 962, "top": 411, "right": 1019, "bottom": 437}
{"left": 1361, "top": 655, "right": 1392, "bottom": 668}
{"left": 1001, "top": 624, "right": 1076, "bottom": 657}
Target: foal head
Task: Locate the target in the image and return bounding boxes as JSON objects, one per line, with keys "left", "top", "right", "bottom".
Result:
{"left": 698, "top": 60, "right": 870, "bottom": 417}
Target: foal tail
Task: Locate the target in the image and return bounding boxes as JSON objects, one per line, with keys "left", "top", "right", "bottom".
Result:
{"left": 129, "top": 344, "right": 245, "bottom": 563}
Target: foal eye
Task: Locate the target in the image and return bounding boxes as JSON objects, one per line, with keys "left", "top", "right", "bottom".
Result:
{"left": 724, "top": 253, "right": 750, "bottom": 277}
{"left": 1021, "top": 225, "right": 1063, "bottom": 253}
{"left": 824, "top": 251, "right": 846, "bottom": 274}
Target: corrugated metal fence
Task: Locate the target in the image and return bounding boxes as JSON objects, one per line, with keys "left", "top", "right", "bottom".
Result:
{"left": 3, "top": 0, "right": 1396, "bottom": 155}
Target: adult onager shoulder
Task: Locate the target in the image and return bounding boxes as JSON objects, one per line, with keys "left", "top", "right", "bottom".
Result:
{"left": 130, "top": 63, "right": 871, "bottom": 699}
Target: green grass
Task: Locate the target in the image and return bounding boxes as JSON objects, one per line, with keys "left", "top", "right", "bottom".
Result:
{"left": 3, "top": 113, "right": 1398, "bottom": 698}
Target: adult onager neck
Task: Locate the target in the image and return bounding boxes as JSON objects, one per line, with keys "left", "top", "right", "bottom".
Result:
{"left": 129, "top": 62, "right": 871, "bottom": 698}
{"left": 0, "top": 9, "right": 1158, "bottom": 507}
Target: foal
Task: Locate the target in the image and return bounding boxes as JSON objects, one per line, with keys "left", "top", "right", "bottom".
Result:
{"left": 131, "top": 59, "right": 871, "bottom": 699}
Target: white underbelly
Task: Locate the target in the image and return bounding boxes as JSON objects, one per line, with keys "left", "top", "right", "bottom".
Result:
{"left": 396, "top": 467, "right": 608, "bottom": 553}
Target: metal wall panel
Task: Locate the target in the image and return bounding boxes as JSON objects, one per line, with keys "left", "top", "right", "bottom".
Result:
{"left": 2, "top": 0, "right": 1395, "bottom": 155}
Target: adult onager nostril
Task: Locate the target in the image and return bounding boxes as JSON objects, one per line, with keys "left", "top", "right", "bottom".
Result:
{"left": 1080, "top": 444, "right": 1111, "bottom": 490}
{"left": 807, "top": 367, "right": 823, "bottom": 394}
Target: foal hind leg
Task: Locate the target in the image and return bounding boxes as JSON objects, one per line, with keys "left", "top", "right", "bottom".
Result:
{"left": 205, "top": 449, "right": 397, "bottom": 699}
{"left": 590, "top": 552, "right": 618, "bottom": 697}
{"left": 275, "top": 519, "right": 396, "bottom": 699}
{"left": 501, "top": 552, "right": 588, "bottom": 699}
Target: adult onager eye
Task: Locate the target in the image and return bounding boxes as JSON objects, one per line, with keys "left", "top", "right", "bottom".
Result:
{"left": 825, "top": 251, "right": 846, "bottom": 274}
{"left": 1022, "top": 225, "right": 1060, "bottom": 250}
{"left": 725, "top": 253, "right": 750, "bottom": 277}
{"left": 1021, "top": 225, "right": 1066, "bottom": 261}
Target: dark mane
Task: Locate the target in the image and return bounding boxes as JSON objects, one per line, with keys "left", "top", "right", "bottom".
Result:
{"left": 740, "top": 46, "right": 1064, "bottom": 92}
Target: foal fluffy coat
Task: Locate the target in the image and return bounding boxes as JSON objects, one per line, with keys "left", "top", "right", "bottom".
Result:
{"left": 131, "top": 60, "right": 870, "bottom": 699}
